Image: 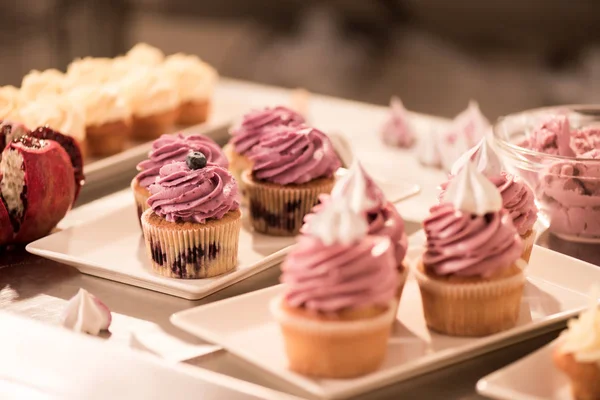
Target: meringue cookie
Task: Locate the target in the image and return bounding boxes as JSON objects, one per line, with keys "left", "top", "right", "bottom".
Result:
{"left": 450, "top": 136, "right": 503, "bottom": 177}
{"left": 62, "top": 288, "right": 112, "bottom": 335}
{"left": 20, "top": 69, "right": 65, "bottom": 102}
{"left": 439, "top": 101, "right": 490, "bottom": 172}
{"left": 381, "top": 96, "right": 414, "bottom": 148}
{"left": 442, "top": 160, "right": 503, "bottom": 215}
{"left": 417, "top": 125, "right": 442, "bottom": 168}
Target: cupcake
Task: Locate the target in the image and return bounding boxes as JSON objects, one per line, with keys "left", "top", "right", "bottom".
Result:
{"left": 224, "top": 106, "right": 305, "bottom": 198}
{"left": 271, "top": 197, "right": 398, "bottom": 378}
{"left": 141, "top": 153, "right": 241, "bottom": 279}
{"left": 163, "top": 53, "right": 218, "bottom": 125}
{"left": 242, "top": 125, "right": 341, "bottom": 236}
{"left": 19, "top": 95, "right": 87, "bottom": 158}
{"left": 63, "top": 57, "right": 113, "bottom": 91}
{"left": 303, "top": 160, "right": 409, "bottom": 306}
{"left": 553, "top": 289, "right": 600, "bottom": 400}
{"left": 67, "top": 85, "right": 132, "bottom": 156}
{"left": 415, "top": 161, "right": 526, "bottom": 337}
{"left": 0, "top": 86, "right": 22, "bottom": 122}
{"left": 445, "top": 137, "right": 538, "bottom": 262}
{"left": 20, "top": 69, "right": 65, "bottom": 102}
{"left": 120, "top": 67, "right": 179, "bottom": 140}
{"left": 132, "top": 133, "right": 228, "bottom": 221}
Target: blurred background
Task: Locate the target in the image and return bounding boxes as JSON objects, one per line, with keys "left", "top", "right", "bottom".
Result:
{"left": 3, "top": 0, "right": 600, "bottom": 120}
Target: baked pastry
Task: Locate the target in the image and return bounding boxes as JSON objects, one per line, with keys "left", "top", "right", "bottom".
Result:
{"left": 132, "top": 133, "right": 228, "bottom": 221}
{"left": 141, "top": 153, "right": 241, "bottom": 279}
{"left": 272, "top": 196, "right": 397, "bottom": 378}
{"left": 445, "top": 137, "right": 538, "bottom": 262}
{"left": 67, "top": 84, "right": 132, "bottom": 156}
{"left": 242, "top": 125, "right": 340, "bottom": 236}
{"left": 163, "top": 53, "right": 217, "bottom": 125}
{"left": 303, "top": 160, "right": 409, "bottom": 307}
{"left": 553, "top": 289, "right": 600, "bottom": 400}
{"left": 224, "top": 106, "right": 305, "bottom": 199}
{"left": 120, "top": 67, "right": 179, "bottom": 140}
{"left": 414, "top": 161, "right": 525, "bottom": 336}
{"left": 20, "top": 69, "right": 65, "bottom": 102}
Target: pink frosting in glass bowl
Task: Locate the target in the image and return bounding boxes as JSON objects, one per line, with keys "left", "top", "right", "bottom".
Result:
{"left": 493, "top": 105, "right": 600, "bottom": 242}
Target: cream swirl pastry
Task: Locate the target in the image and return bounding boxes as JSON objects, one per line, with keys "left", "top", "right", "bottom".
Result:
{"left": 303, "top": 161, "right": 408, "bottom": 263}
{"left": 282, "top": 198, "right": 397, "bottom": 312}
{"left": 120, "top": 67, "right": 179, "bottom": 117}
{"left": 250, "top": 125, "right": 341, "bottom": 185}
{"left": 163, "top": 53, "right": 218, "bottom": 102}
{"left": 0, "top": 86, "right": 22, "bottom": 121}
{"left": 229, "top": 106, "right": 305, "bottom": 155}
{"left": 126, "top": 43, "right": 165, "bottom": 65}
{"left": 62, "top": 288, "right": 112, "bottom": 335}
{"left": 426, "top": 162, "right": 523, "bottom": 277}
{"left": 148, "top": 161, "right": 239, "bottom": 223}
{"left": 381, "top": 96, "right": 414, "bottom": 148}
{"left": 19, "top": 95, "right": 86, "bottom": 142}
{"left": 445, "top": 138, "right": 538, "bottom": 236}
{"left": 135, "top": 133, "right": 228, "bottom": 188}
{"left": 67, "top": 84, "right": 131, "bottom": 126}
{"left": 20, "top": 69, "right": 65, "bottom": 102}
{"left": 558, "top": 287, "right": 600, "bottom": 364}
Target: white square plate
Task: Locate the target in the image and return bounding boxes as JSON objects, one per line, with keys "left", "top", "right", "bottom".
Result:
{"left": 477, "top": 341, "right": 571, "bottom": 400}
{"left": 26, "top": 189, "right": 296, "bottom": 300}
{"left": 171, "top": 246, "right": 600, "bottom": 399}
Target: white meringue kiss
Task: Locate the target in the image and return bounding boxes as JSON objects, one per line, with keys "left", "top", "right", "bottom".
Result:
{"left": 442, "top": 160, "right": 502, "bottom": 215}
{"left": 305, "top": 196, "right": 368, "bottom": 246}
{"left": 450, "top": 136, "right": 503, "bottom": 177}
{"left": 62, "top": 288, "right": 112, "bottom": 335}
{"left": 330, "top": 160, "right": 378, "bottom": 214}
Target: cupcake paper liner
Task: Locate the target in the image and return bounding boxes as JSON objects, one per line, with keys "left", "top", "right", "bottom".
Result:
{"left": 520, "top": 229, "right": 536, "bottom": 263}
{"left": 242, "top": 172, "right": 335, "bottom": 236}
{"left": 176, "top": 99, "right": 210, "bottom": 125}
{"left": 554, "top": 345, "right": 600, "bottom": 400}
{"left": 412, "top": 257, "right": 527, "bottom": 337}
{"left": 131, "top": 178, "right": 151, "bottom": 224}
{"left": 141, "top": 209, "right": 241, "bottom": 279}
{"left": 270, "top": 295, "right": 395, "bottom": 378}
{"left": 132, "top": 108, "right": 178, "bottom": 140}
{"left": 86, "top": 119, "right": 131, "bottom": 157}
{"left": 393, "top": 265, "right": 409, "bottom": 320}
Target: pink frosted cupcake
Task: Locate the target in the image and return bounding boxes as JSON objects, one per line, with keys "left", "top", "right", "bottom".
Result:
{"left": 271, "top": 197, "right": 398, "bottom": 378}
{"left": 242, "top": 125, "right": 341, "bottom": 236}
{"left": 303, "top": 161, "right": 408, "bottom": 304}
{"left": 132, "top": 133, "right": 228, "bottom": 221}
{"left": 443, "top": 137, "right": 538, "bottom": 262}
{"left": 224, "top": 106, "right": 305, "bottom": 198}
{"left": 141, "top": 153, "right": 241, "bottom": 279}
{"left": 415, "top": 161, "right": 526, "bottom": 337}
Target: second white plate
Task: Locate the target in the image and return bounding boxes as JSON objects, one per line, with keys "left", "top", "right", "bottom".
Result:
{"left": 171, "top": 246, "right": 600, "bottom": 399}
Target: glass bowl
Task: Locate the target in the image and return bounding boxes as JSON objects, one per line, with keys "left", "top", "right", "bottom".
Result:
{"left": 492, "top": 105, "right": 600, "bottom": 243}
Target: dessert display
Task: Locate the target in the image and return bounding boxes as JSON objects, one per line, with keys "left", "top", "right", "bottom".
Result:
{"left": 242, "top": 125, "right": 341, "bottom": 236}
{"left": 225, "top": 105, "right": 305, "bottom": 198}
{"left": 141, "top": 152, "right": 241, "bottom": 279}
{"left": 271, "top": 197, "right": 398, "bottom": 378}
{"left": 132, "top": 132, "right": 228, "bottom": 221}
{"left": 0, "top": 126, "right": 83, "bottom": 246}
{"left": 444, "top": 137, "right": 538, "bottom": 262}
{"left": 414, "top": 161, "right": 526, "bottom": 336}
{"left": 302, "top": 160, "right": 409, "bottom": 303}
{"left": 381, "top": 96, "right": 414, "bottom": 148}
{"left": 164, "top": 53, "right": 217, "bottom": 125}
{"left": 62, "top": 288, "right": 112, "bottom": 335}
{"left": 553, "top": 289, "right": 600, "bottom": 400}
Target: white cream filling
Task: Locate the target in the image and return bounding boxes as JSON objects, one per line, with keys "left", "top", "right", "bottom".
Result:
{"left": 0, "top": 149, "right": 25, "bottom": 221}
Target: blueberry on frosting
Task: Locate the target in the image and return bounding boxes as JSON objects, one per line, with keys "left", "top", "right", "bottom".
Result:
{"left": 186, "top": 151, "right": 207, "bottom": 170}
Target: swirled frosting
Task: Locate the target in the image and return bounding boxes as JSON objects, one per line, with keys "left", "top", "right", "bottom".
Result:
{"left": 229, "top": 106, "right": 305, "bottom": 155}
{"left": 67, "top": 84, "right": 131, "bottom": 126}
{"left": 558, "top": 287, "right": 600, "bottom": 365}
{"left": 250, "top": 125, "right": 341, "bottom": 185}
{"left": 20, "top": 69, "right": 65, "bottom": 102}
{"left": 120, "top": 67, "right": 179, "bottom": 117}
{"left": 163, "top": 53, "right": 218, "bottom": 101}
{"left": 135, "top": 133, "right": 228, "bottom": 188}
{"left": 64, "top": 57, "right": 113, "bottom": 90}
{"left": 148, "top": 161, "right": 239, "bottom": 223}
{"left": 423, "top": 203, "right": 523, "bottom": 277}
{"left": 282, "top": 199, "right": 397, "bottom": 312}
{"left": 19, "top": 95, "right": 86, "bottom": 141}
{"left": 381, "top": 96, "right": 414, "bottom": 148}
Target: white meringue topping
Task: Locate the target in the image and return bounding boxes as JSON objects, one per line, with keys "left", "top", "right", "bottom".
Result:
{"left": 305, "top": 196, "right": 368, "bottom": 246}
{"left": 442, "top": 160, "right": 502, "bottom": 215}
{"left": 330, "top": 160, "right": 378, "bottom": 214}
{"left": 62, "top": 289, "right": 111, "bottom": 335}
{"left": 450, "top": 136, "right": 504, "bottom": 177}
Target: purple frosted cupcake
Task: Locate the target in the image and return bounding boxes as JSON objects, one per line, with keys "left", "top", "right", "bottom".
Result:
{"left": 141, "top": 152, "right": 241, "bottom": 279}
{"left": 131, "top": 132, "right": 228, "bottom": 221}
